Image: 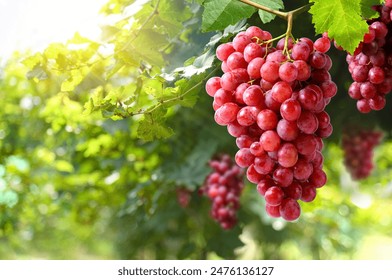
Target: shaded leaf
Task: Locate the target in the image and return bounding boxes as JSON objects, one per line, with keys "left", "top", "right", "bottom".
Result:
{"left": 163, "top": 139, "right": 217, "bottom": 188}
{"left": 360, "top": 0, "right": 384, "bottom": 19}
{"left": 174, "top": 48, "right": 215, "bottom": 78}
{"left": 206, "top": 226, "right": 244, "bottom": 258}
{"left": 26, "top": 66, "right": 48, "bottom": 80}
{"left": 151, "top": 0, "right": 192, "bottom": 37}
{"left": 255, "top": 0, "right": 284, "bottom": 23}
{"left": 205, "top": 19, "right": 247, "bottom": 48}
{"left": 201, "top": 0, "right": 255, "bottom": 32}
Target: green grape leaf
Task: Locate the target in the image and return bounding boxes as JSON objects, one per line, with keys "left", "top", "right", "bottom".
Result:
{"left": 115, "top": 50, "right": 140, "bottom": 67}
{"left": 142, "top": 78, "right": 165, "bottom": 98}
{"left": 102, "top": 107, "right": 116, "bottom": 118}
{"left": 177, "top": 243, "right": 197, "bottom": 259}
{"left": 169, "top": 77, "right": 202, "bottom": 108}
{"left": 201, "top": 0, "right": 255, "bottom": 32}
{"left": 83, "top": 98, "right": 96, "bottom": 115}
{"left": 207, "top": 226, "right": 244, "bottom": 258}
{"left": 43, "top": 43, "right": 68, "bottom": 62}
{"left": 360, "top": 0, "right": 384, "bottom": 19}
{"left": 175, "top": 48, "right": 215, "bottom": 78}
{"left": 106, "top": 60, "right": 126, "bottom": 79}
{"left": 128, "top": 30, "right": 168, "bottom": 67}
{"left": 151, "top": 0, "right": 192, "bottom": 38}
{"left": 255, "top": 0, "right": 284, "bottom": 23}
{"left": 174, "top": 20, "right": 246, "bottom": 79}
{"left": 26, "top": 66, "right": 48, "bottom": 81}
{"left": 137, "top": 108, "right": 174, "bottom": 141}
{"left": 83, "top": 86, "right": 105, "bottom": 115}
{"left": 309, "top": 0, "right": 369, "bottom": 54}
{"left": 206, "top": 19, "right": 247, "bottom": 48}
{"left": 192, "top": 48, "right": 215, "bottom": 70}
{"left": 61, "top": 70, "right": 84, "bottom": 92}
{"left": 67, "top": 32, "right": 97, "bottom": 45}
{"left": 104, "top": 85, "right": 135, "bottom": 105}
{"left": 101, "top": 25, "right": 121, "bottom": 41}
{"left": 162, "top": 139, "right": 217, "bottom": 189}
{"left": 221, "top": 19, "right": 248, "bottom": 37}
{"left": 22, "top": 52, "right": 43, "bottom": 69}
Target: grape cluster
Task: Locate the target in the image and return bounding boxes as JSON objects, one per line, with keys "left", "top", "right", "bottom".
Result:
{"left": 176, "top": 188, "right": 192, "bottom": 208}
{"left": 205, "top": 26, "right": 336, "bottom": 221}
{"left": 346, "top": 3, "right": 392, "bottom": 113}
{"left": 342, "top": 128, "right": 383, "bottom": 180}
{"left": 200, "top": 154, "right": 245, "bottom": 229}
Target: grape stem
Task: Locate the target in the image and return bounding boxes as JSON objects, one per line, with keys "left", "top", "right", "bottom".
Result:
{"left": 283, "top": 12, "right": 293, "bottom": 57}
{"left": 238, "top": 0, "right": 312, "bottom": 56}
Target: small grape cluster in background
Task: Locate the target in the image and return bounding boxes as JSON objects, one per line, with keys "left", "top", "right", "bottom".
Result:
{"left": 342, "top": 128, "right": 383, "bottom": 180}
{"left": 200, "top": 154, "right": 245, "bottom": 229}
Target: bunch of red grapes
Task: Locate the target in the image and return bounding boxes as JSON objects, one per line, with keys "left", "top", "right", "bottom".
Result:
{"left": 346, "top": 2, "right": 392, "bottom": 113}
{"left": 342, "top": 128, "right": 383, "bottom": 180}
{"left": 200, "top": 154, "right": 245, "bottom": 229}
{"left": 205, "top": 26, "right": 337, "bottom": 221}
{"left": 176, "top": 188, "right": 192, "bottom": 208}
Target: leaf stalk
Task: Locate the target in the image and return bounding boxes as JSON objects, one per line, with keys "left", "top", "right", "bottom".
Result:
{"left": 238, "top": 0, "right": 311, "bottom": 20}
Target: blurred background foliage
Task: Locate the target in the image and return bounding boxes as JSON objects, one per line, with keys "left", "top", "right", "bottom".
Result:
{"left": 1, "top": 0, "right": 392, "bottom": 260}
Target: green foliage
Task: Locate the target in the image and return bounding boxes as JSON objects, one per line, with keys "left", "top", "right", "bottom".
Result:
{"left": 137, "top": 108, "right": 175, "bottom": 141}
{"left": 200, "top": 0, "right": 382, "bottom": 54}
{"left": 158, "top": 139, "right": 218, "bottom": 189}
{"left": 360, "top": 0, "right": 384, "bottom": 19}
{"left": 23, "top": 0, "right": 205, "bottom": 141}
{"left": 23, "top": 0, "right": 388, "bottom": 141}
{"left": 309, "top": 0, "right": 369, "bottom": 53}
{"left": 201, "top": 0, "right": 255, "bottom": 31}
{"left": 257, "top": 0, "right": 284, "bottom": 23}
{"left": 201, "top": 0, "right": 284, "bottom": 32}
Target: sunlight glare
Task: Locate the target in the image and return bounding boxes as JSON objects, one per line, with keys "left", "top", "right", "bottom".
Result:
{"left": 0, "top": 0, "right": 108, "bottom": 58}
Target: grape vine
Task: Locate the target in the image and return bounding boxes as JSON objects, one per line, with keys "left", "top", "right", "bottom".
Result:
{"left": 20, "top": 0, "right": 390, "bottom": 231}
